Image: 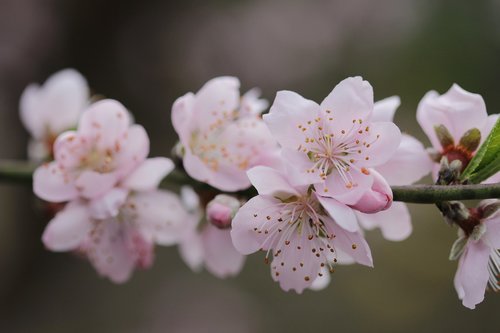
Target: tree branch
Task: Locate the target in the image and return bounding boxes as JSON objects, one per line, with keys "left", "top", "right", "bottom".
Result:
{"left": 0, "top": 160, "right": 498, "bottom": 203}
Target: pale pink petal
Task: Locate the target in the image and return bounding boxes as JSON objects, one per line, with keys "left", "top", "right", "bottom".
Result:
{"left": 372, "top": 96, "right": 400, "bottom": 122}
{"left": 455, "top": 241, "right": 490, "bottom": 309}
{"left": 375, "top": 134, "right": 433, "bottom": 186}
{"left": 315, "top": 194, "right": 359, "bottom": 232}
{"left": 315, "top": 167, "right": 374, "bottom": 205}
{"left": 483, "top": 216, "right": 500, "bottom": 248}
{"left": 481, "top": 114, "right": 499, "bottom": 144}
{"left": 349, "top": 169, "right": 392, "bottom": 214}
{"left": 324, "top": 218, "right": 373, "bottom": 267}
{"left": 27, "top": 139, "right": 50, "bottom": 162}
{"left": 33, "top": 162, "right": 78, "bottom": 202}
{"left": 264, "top": 90, "right": 320, "bottom": 149}
{"left": 75, "top": 170, "right": 118, "bottom": 199}
{"left": 281, "top": 148, "right": 324, "bottom": 186}
{"left": 171, "top": 92, "right": 196, "bottom": 143}
{"left": 320, "top": 77, "right": 374, "bottom": 134}
{"left": 88, "top": 188, "right": 129, "bottom": 219}
{"left": 359, "top": 121, "right": 401, "bottom": 167}
{"left": 78, "top": 99, "right": 131, "bottom": 150}
{"left": 84, "top": 221, "right": 138, "bottom": 284}
{"left": 179, "top": 230, "right": 204, "bottom": 272}
{"left": 20, "top": 69, "right": 89, "bottom": 139}
{"left": 122, "top": 157, "right": 174, "bottom": 192}
{"left": 192, "top": 76, "right": 240, "bottom": 132}
{"left": 201, "top": 224, "right": 245, "bottom": 278}
{"left": 36, "top": 69, "right": 89, "bottom": 135}
{"left": 271, "top": 231, "right": 322, "bottom": 293}
{"left": 231, "top": 195, "right": 282, "bottom": 255}
{"left": 240, "top": 88, "right": 269, "bottom": 116}
{"left": 334, "top": 248, "right": 356, "bottom": 265}
{"left": 180, "top": 186, "right": 200, "bottom": 212}
{"left": 53, "top": 131, "right": 90, "bottom": 169}
{"left": 209, "top": 162, "right": 252, "bottom": 191}
{"left": 356, "top": 202, "right": 412, "bottom": 241}
{"left": 42, "top": 201, "right": 91, "bottom": 251}
{"left": 133, "top": 190, "right": 195, "bottom": 245}
{"left": 247, "top": 166, "right": 300, "bottom": 198}
{"left": 417, "top": 85, "right": 487, "bottom": 148}
{"left": 182, "top": 151, "right": 212, "bottom": 185}
{"left": 20, "top": 83, "right": 45, "bottom": 139}
{"left": 114, "top": 125, "right": 150, "bottom": 177}
{"left": 309, "top": 267, "right": 331, "bottom": 291}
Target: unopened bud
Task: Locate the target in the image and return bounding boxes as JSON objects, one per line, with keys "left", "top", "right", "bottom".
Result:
{"left": 434, "top": 124, "right": 454, "bottom": 149}
{"left": 206, "top": 195, "right": 241, "bottom": 229}
{"left": 458, "top": 128, "right": 481, "bottom": 153}
{"left": 350, "top": 169, "right": 392, "bottom": 214}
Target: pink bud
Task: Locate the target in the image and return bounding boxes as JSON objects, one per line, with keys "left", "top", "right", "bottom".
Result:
{"left": 350, "top": 169, "right": 392, "bottom": 214}
{"left": 206, "top": 195, "right": 240, "bottom": 229}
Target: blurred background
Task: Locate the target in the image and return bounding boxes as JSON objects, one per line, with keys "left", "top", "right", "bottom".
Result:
{"left": 1, "top": 0, "right": 500, "bottom": 332}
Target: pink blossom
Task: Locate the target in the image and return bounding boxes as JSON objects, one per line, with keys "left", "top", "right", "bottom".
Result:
{"left": 33, "top": 99, "right": 150, "bottom": 202}
{"left": 20, "top": 69, "right": 90, "bottom": 161}
{"left": 178, "top": 187, "right": 245, "bottom": 278}
{"left": 355, "top": 96, "right": 433, "bottom": 241}
{"left": 171, "top": 77, "right": 280, "bottom": 191}
{"left": 42, "top": 158, "right": 193, "bottom": 283}
{"left": 264, "top": 77, "right": 401, "bottom": 206}
{"left": 417, "top": 84, "right": 499, "bottom": 179}
{"left": 231, "top": 166, "right": 372, "bottom": 293}
{"left": 349, "top": 168, "right": 392, "bottom": 214}
{"left": 451, "top": 200, "right": 500, "bottom": 309}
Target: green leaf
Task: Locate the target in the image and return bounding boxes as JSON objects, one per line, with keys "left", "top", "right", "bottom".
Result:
{"left": 460, "top": 117, "right": 500, "bottom": 184}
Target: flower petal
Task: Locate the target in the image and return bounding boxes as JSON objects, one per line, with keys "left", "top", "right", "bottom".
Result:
{"left": 320, "top": 77, "right": 374, "bottom": 134}
{"left": 33, "top": 162, "right": 79, "bottom": 202}
{"left": 202, "top": 224, "right": 245, "bottom": 278}
{"left": 42, "top": 201, "right": 91, "bottom": 251}
{"left": 455, "top": 241, "right": 490, "bottom": 309}
{"left": 356, "top": 202, "right": 412, "bottom": 241}
{"left": 359, "top": 121, "right": 401, "bottom": 167}
{"left": 316, "top": 194, "right": 359, "bottom": 232}
{"left": 171, "top": 92, "right": 196, "bottom": 143}
{"left": 375, "top": 134, "right": 433, "bottom": 186}
{"left": 372, "top": 96, "right": 400, "bottom": 122}
{"left": 75, "top": 170, "right": 118, "bottom": 199}
{"left": 122, "top": 157, "right": 174, "bottom": 192}
{"left": 78, "top": 99, "right": 131, "bottom": 150}
{"left": 179, "top": 230, "right": 204, "bottom": 272}
{"left": 114, "top": 125, "right": 150, "bottom": 177}
{"left": 264, "top": 90, "right": 320, "bottom": 149}
{"left": 315, "top": 167, "right": 374, "bottom": 205}
{"left": 231, "top": 195, "right": 282, "bottom": 255}
{"left": 247, "top": 166, "right": 300, "bottom": 198}
{"left": 88, "top": 188, "right": 129, "bottom": 219}
{"left": 133, "top": 190, "right": 196, "bottom": 245}
{"left": 325, "top": 218, "right": 373, "bottom": 267}
{"left": 417, "top": 84, "right": 487, "bottom": 148}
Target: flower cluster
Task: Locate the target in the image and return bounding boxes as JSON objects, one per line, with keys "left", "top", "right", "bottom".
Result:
{"left": 21, "top": 70, "right": 500, "bottom": 309}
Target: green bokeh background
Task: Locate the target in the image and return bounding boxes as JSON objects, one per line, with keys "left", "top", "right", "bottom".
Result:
{"left": 0, "top": 0, "right": 499, "bottom": 332}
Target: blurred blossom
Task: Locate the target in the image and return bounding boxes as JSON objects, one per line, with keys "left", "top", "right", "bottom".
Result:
{"left": 231, "top": 166, "right": 372, "bottom": 293}
{"left": 33, "top": 99, "right": 150, "bottom": 202}
{"left": 172, "top": 76, "right": 280, "bottom": 191}
{"left": 19, "top": 69, "right": 90, "bottom": 161}
{"left": 178, "top": 187, "right": 245, "bottom": 278}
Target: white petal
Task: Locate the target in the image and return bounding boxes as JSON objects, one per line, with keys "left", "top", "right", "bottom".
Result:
{"left": 122, "top": 157, "right": 174, "bottom": 191}
{"left": 42, "top": 201, "right": 92, "bottom": 251}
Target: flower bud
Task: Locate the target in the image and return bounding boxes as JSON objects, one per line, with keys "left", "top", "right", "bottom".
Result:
{"left": 206, "top": 195, "right": 241, "bottom": 229}
{"left": 350, "top": 169, "right": 392, "bottom": 214}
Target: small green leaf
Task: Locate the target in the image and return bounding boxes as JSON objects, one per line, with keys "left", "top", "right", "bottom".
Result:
{"left": 460, "top": 117, "right": 500, "bottom": 184}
